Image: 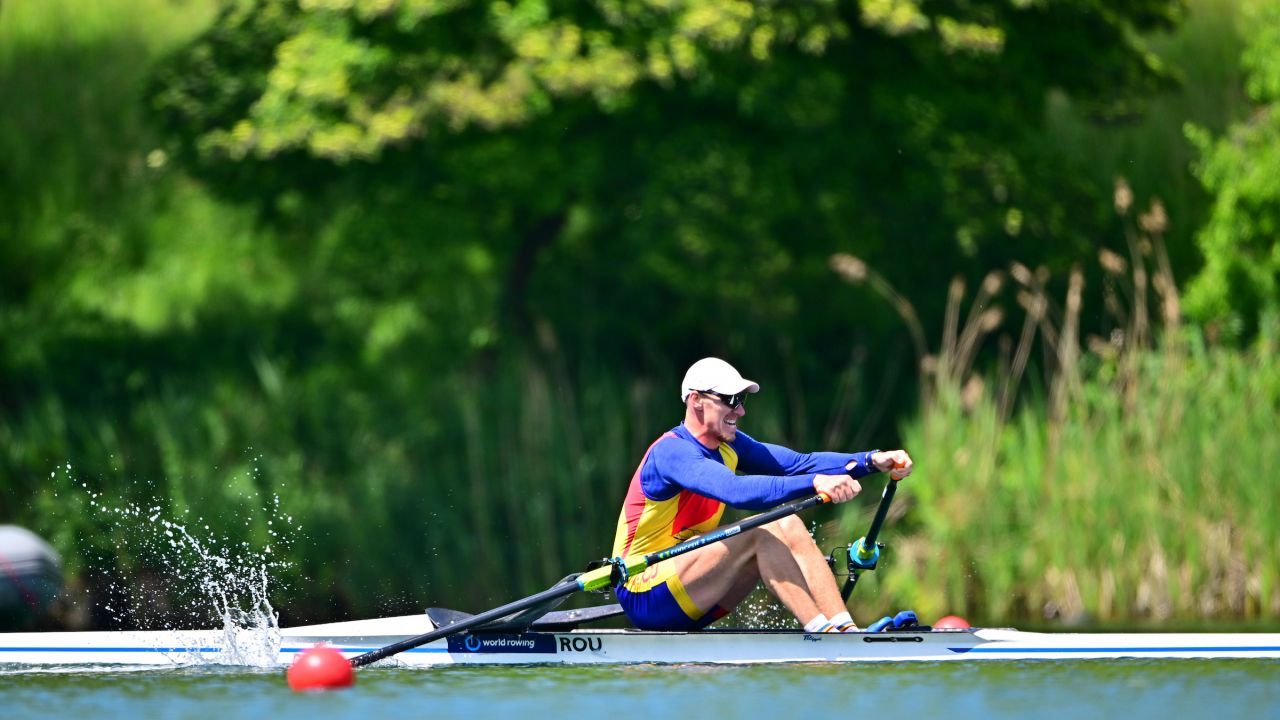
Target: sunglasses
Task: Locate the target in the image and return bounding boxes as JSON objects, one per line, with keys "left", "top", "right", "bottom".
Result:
{"left": 697, "top": 390, "right": 746, "bottom": 409}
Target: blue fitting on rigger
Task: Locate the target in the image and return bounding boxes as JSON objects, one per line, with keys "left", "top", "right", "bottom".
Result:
{"left": 869, "top": 610, "right": 918, "bottom": 633}
{"left": 848, "top": 537, "right": 880, "bottom": 570}
{"left": 867, "top": 616, "right": 893, "bottom": 632}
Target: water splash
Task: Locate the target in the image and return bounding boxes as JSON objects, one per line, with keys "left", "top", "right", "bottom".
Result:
{"left": 147, "top": 516, "right": 284, "bottom": 666}
{"left": 727, "top": 588, "right": 793, "bottom": 630}
{"left": 718, "top": 521, "right": 835, "bottom": 630}
{"left": 57, "top": 463, "right": 296, "bottom": 667}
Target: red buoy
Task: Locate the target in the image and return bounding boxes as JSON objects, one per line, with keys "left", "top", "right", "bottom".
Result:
{"left": 287, "top": 644, "right": 355, "bottom": 691}
{"left": 933, "top": 614, "right": 971, "bottom": 629}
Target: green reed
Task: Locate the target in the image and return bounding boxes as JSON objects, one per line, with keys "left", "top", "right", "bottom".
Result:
{"left": 878, "top": 339, "right": 1280, "bottom": 626}
{"left": 1, "top": 349, "right": 796, "bottom": 625}
{"left": 7, "top": 244, "right": 1277, "bottom": 627}
{"left": 831, "top": 198, "right": 1280, "bottom": 627}
{"left": 14, "top": 257, "right": 1277, "bottom": 630}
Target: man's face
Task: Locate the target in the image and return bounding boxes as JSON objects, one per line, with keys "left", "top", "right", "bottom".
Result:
{"left": 697, "top": 391, "right": 747, "bottom": 443}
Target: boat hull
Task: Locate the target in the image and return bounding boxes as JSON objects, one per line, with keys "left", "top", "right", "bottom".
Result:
{"left": 3, "top": 616, "right": 1280, "bottom": 667}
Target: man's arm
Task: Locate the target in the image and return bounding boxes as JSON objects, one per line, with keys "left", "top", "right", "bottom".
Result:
{"left": 733, "top": 431, "right": 880, "bottom": 479}
{"left": 643, "top": 439, "right": 816, "bottom": 509}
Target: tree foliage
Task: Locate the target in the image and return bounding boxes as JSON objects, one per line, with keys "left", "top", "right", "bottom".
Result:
{"left": 146, "top": 0, "right": 1183, "bottom": 377}
{"left": 1185, "top": 0, "right": 1280, "bottom": 339}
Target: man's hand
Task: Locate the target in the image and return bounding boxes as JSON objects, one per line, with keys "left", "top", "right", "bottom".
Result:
{"left": 814, "top": 473, "right": 861, "bottom": 503}
{"left": 871, "top": 450, "right": 913, "bottom": 479}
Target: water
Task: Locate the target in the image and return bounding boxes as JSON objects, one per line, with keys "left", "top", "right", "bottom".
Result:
{"left": 2, "top": 659, "right": 1278, "bottom": 719}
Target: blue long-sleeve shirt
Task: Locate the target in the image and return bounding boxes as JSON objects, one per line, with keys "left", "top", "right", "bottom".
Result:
{"left": 611, "top": 423, "right": 880, "bottom": 562}
{"left": 642, "top": 424, "right": 878, "bottom": 508}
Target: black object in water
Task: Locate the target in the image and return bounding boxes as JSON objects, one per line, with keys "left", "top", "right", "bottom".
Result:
{"left": 0, "top": 525, "right": 63, "bottom": 630}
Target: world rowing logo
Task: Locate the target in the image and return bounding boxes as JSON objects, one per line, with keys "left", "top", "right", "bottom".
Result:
{"left": 447, "top": 633, "right": 559, "bottom": 654}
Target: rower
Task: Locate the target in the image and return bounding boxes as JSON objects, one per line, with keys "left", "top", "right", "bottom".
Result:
{"left": 610, "top": 357, "right": 912, "bottom": 633}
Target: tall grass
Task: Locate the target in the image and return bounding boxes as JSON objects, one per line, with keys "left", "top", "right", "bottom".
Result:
{"left": 832, "top": 185, "right": 1280, "bottom": 627}
{"left": 1, "top": 349, "right": 816, "bottom": 626}
{"left": 7, "top": 222, "right": 1278, "bottom": 629}
{"left": 12, "top": 215, "right": 1279, "bottom": 630}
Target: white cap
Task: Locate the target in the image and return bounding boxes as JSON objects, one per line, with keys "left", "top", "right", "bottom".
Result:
{"left": 680, "top": 357, "right": 760, "bottom": 402}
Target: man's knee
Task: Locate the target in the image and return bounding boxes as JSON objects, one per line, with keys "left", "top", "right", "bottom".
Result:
{"left": 770, "top": 514, "right": 815, "bottom": 549}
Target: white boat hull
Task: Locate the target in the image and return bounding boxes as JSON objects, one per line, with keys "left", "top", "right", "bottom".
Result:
{"left": 3, "top": 615, "right": 1280, "bottom": 667}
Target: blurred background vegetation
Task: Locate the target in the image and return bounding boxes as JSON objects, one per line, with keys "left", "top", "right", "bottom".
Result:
{"left": 1, "top": 0, "right": 1277, "bottom": 629}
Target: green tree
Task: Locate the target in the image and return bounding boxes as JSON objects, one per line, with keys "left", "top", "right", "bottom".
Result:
{"left": 148, "top": 0, "right": 1183, "bottom": 380}
{"left": 1185, "top": 0, "right": 1280, "bottom": 340}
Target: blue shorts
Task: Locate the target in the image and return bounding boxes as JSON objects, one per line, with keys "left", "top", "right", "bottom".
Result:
{"left": 615, "top": 579, "right": 729, "bottom": 631}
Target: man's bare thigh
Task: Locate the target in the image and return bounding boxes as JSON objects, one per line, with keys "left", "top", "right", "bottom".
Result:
{"left": 668, "top": 527, "right": 769, "bottom": 614}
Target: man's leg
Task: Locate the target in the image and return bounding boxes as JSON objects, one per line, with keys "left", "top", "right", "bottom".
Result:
{"left": 668, "top": 519, "right": 837, "bottom": 625}
{"left": 761, "top": 515, "right": 849, "bottom": 620}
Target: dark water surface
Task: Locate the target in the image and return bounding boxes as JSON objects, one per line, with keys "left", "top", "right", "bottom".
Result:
{"left": 3, "top": 659, "right": 1278, "bottom": 719}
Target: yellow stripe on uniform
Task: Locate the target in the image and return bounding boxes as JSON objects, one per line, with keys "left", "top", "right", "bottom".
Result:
{"left": 666, "top": 571, "right": 706, "bottom": 619}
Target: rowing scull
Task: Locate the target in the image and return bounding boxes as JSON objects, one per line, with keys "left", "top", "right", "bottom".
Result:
{"left": 3, "top": 613, "right": 1280, "bottom": 667}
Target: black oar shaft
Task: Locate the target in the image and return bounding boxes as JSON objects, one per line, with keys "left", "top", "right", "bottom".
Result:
{"left": 350, "top": 581, "right": 580, "bottom": 668}
{"left": 861, "top": 477, "right": 899, "bottom": 548}
{"left": 841, "top": 475, "right": 901, "bottom": 602}
{"left": 347, "top": 492, "right": 832, "bottom": 668}
{"left": 644, "top": 493, "right": 829, "bottom": 566}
